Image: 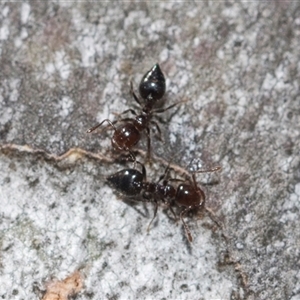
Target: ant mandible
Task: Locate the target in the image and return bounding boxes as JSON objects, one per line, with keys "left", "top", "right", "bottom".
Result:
{"left": 87, "top": 64, "right": 180, "bottom": 161}
{"left": 107, "top": 161, "right": 221, "bottom": 243}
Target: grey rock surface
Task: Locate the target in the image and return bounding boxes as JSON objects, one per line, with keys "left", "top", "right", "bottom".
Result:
{"left": 0, "top": 2, "right": 299, "bottom": 299}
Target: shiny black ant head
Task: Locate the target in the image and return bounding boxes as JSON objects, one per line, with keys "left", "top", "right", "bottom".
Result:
{"left": 106, "top": 169, "right": 144, "bottom": 197}
{"left": 139, "top": 63, "right": 166, "bottom": 106}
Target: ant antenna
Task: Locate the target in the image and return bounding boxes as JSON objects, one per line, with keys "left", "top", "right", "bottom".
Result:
{"left": 193, "top": 166, "right": 222, "bottom": 174}
{"left": 147, "top": 201, "right": 158, "bottom": 233}
{"left": 180, "top": 209, "right": 193, "bottom": 243}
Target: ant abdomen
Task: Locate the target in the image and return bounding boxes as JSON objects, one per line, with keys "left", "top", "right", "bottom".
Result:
{"left": 107, "top": 169, "right": 143, "bottom": 196}
{"left": 139, "top": 63, "right": 166, "bottom": 107}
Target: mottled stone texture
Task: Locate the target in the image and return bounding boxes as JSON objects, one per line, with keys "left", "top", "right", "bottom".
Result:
{"left": 0, "top": 2, "right": 299, "bottom": 300}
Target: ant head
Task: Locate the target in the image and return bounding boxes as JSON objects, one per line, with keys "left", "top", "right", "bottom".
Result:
{"left": 139, "top": 63, "right": 166, "bottom": 107}
{"left": 176, "top": 184, "right": 205, "bottom": 209}
{"left": 107, "top": 169, "right": 144, "bottom": 196}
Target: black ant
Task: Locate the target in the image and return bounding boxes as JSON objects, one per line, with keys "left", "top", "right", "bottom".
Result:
{"left": 106, "top": 161, "right": 221, "bottom": 243}
{"left": 87, "top": 64, "right": 181, "bottom": 161}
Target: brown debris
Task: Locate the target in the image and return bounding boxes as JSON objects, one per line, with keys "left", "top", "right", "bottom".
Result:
{"left": 42, "top": 271, "right": 83, "bottom": 300}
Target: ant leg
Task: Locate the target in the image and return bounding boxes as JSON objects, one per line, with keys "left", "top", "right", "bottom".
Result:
{"left": 194, "top": 166, "right": 222, "bottom": 174}
{"left": 191, "top": 173, "right": 206, "bottom": 206}
{"left": 127, "top": 150, "right": 137, "bottom": 168}
{"left": 156, "top": 167, "right": 178, "bottom": 221}
{"left": 180, "top": 208, "right": 193, "bottom": 243}
{"left": 205, "top": 207, "right": 223, "bottom": 229}
{"left": 145, "top": 127, "right": 151, "bottom": 162}
{"left": 191, "top": 166, "right": 221, "bottom": 189}
{"left": 153, "top": 100, "right": 186, "bottom": 114}
{"left": 136, "top": 161, "right": 147, "bottom": 181}
{"left": 120, "top": 149, "right": 137, "bottom": 168}
{"left": 192, "top": 173, "right": 198, "bottom": 190}
{"left": 150, "top": 120, "right": 163, "bottom": 142}
{"left": 130, "top": 81, "right": 142, "bottom": 106}
{"left": 169, "top": 205, "right": 178, "bottom": 221}
{"left": 157, "top": 165, "right": 171, "bottom": 183}
{"left": 113, "top": 109, "right": 137, "bottom": 118}
{"left": 87, "top": 119, "right": 116, "bottom": 133}
{"left": 118, "top": 117, "right": 136, "bottom": 123}
{"left": 147, "top": 201, "right": 158, "bottom": 232}
{"left": 168, "top": 178, "right": 185, "bottom": 183}
{"left": 155, "top": 115, "right": 167, "bottom": 124}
